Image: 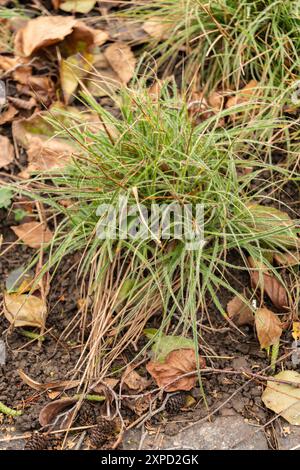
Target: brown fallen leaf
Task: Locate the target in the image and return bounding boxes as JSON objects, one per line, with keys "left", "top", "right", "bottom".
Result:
{"left": 0, "top": 136, "right": 14, "bottom": 168}
{"left": 248, "top": 257, "right": 288, "bottom": 309}
{"left": 0, "top": 105, "right": 18, "bottom": 125}
{"left": 226, "top": 80, "right": 259, "bottom": 108}
{"left": 227, "top": 295, "right": 254, "bottom": 326}
{"left": 56, "top": 0, "right": 97, "bottom": 13}
{"left": 18, "top": 369, "right": 80, "bottom": 392}
{"left": 123, "top": 365, "right": 150, "bottom": 392}
{"left": 19, "top": 137, "right": 73, "bottom": 178}
{"left": 143, "top": 17, "right": 170, "bottom": 40}
{"left": 14, "top": 16, "right": 78, "bottom": 57}
{"left": 274, "top": 251, "right": 300, "bottom": 267}
{"left": 11, "top": 221, "right": 53, "bottom": 249}
{"left": 93, "top": 29, "right": 109, "bottom": 47}
{"left": 255, "top": 307, "right": 282, "bottom": 349}
{"left": 104, "top": 42, "right": 136, "bottom": 84}
{"left": 4, "top": 293, "right": 46, "bottom": 328}
{"left": 146, "top": 348, "right": 198, "bottom": 392}
{"left": 262, "top": 370, "right": 300, "bottom": 425}
{"left": 8, "top": 96, "right": 36, "bottom": 110}
{"left": 39, "top": 398, "right": 76, "bottom": 427}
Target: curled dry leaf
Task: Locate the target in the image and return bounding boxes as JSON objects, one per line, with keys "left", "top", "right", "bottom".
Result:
{"left": 146, "top": 348, "right": 199, "bottom": 392}
{"left": 18, "top": 369, "right": 80, "bottom": 392}
{"left": 123, "top": 365, "right": 150, "bottom": 392}
{"left": 262, "top": 370, "right": 300, "bottom": 425}
{"left": 0, "top": 136, "right": 14, "bottom": 168}
{"left": 4, "top": 293, "right": 46, "bottom": 328}
{"left": 104, "top": 42, "right": 136, "bottom": 84}
{"left": 255, "top": 307, "right": 282, "bottom": 349}
{"left": 248, "top": 257, "right": 288, "bottom": 309}
{"left": 227, "top": 295, "right": 254, "bottom": 326}
{"left": 11, "top": 221, "right": 53, "bottom": 249}
{"left": 39, "top": 397, "right": 76, "bottom": 427}
{"left": 14, "top": 16, "right": 78, "bottom": 57}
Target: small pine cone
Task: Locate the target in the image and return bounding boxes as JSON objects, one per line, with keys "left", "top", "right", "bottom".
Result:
{"left": 89, "top": 419, "right": 115, "bottom": 449}
{"left": 25, "top": 432, "right": 49, "bottom": 451}
{"left": 165, "top": 393, "right": 186, "bottom": 414}
{"left": 76, "top": 402, "right": 97, "bottom": 426}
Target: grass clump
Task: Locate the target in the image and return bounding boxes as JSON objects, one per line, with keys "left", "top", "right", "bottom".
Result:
{"left": 122, "top": 1, "right": 300, "bottom": 96}
{"left": 14, "top": 84, "right": 300, "bottom": 380}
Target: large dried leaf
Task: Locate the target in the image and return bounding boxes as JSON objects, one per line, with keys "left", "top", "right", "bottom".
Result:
{"left": 123, "top": 365, "right": 150, "bottom": 392}
{"left": 248, "top": 257, "right": 288, "bottom": 309}
{"left": 4, "top": 293, "right": 46, "bottom": 328}
{"left": 14, "top": 16, "right": 78, "bottom": 56}
{"left": 11, "top": 221, "right": 53, "bottom": 249}
{"left": 0, "top": 136, "right": 14, "bottom": 168}
{"left": 262, "top": 371, "right": 300, "bottom": 425}
{"left": 39, "top": 398, "right": 76, "bottom": 427}
{"left": 227, "top": 295, "right": 254, "bottom": 326}
{"left": 18, "top": 369, "right": 79, "bottom": 392}
{"left": 146, "top": 348, "right": 197, "bottom": 392}
{"left": 104, "top": 42, "right": 136, "bottom": 84}
{"left": 255, "top": 307, "right": 282, "bottom": 349}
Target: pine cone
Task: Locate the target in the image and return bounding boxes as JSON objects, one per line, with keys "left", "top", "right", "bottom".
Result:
{"left": 25, "top": 432, "right": 49, "bottom": 451}
{"left": 76, "top": 401, "right": 97, "bottom": 426}
{"left": 89, "top": 419, "right": 115, "bottom": 449}
{"left": 165, "top": 393, "right": 186, "bottom": 414}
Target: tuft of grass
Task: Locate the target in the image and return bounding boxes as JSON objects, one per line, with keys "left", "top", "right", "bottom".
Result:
{"left": 11, "top": 83, "right": 300, "bottom": 381}
{"left": 121, "top": 1, "right": 300, "bottom": 97}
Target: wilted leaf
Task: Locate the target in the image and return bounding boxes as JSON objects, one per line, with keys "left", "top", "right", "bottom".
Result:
{"left": 227, "top": 295, "right": 254, "bottom": 326}
{"left": 4, "top": 293, "right": 46, "bottom": 328}
{"left": 123, "top": 365, "right": 150, "bottom": 391}
{"left": 262, "top": 370, "right": 300, "bottom": 425}
{"left": 11, "top": 221, "right": 53, "bottom": 249}
{"left": 255, "top": 307, "right": 282, "bottom": 349}
{"left": 0, "top": 136, "right": 14, "bottom": 168}
{"left": 18, "top": 369, "right": 80, "bottom": 391}
{"left": 39, "top": 398, "right": 76, "bottom": 427}
{"left": 104, "top": 42, "right": 136, "bottom": 84}
{"left": 14, "top": 16, "right": 78, "bottom": 57}
{"left": 274, "top": 251, "right": 300, "bottom": 266}
{"left": 248, "top": 256, "right": 288, "bottom": 309}
{"left": 58, "top": 0, "right": 96, "bottom": 13}
{"left": 292, "top": 322, "right": 300, "bottom": 341}
{"left": 146, "top": 348, "right": 198, "bottom": 392}
{"left": 226, "top": 80, "right": 259, "bottom": 108}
